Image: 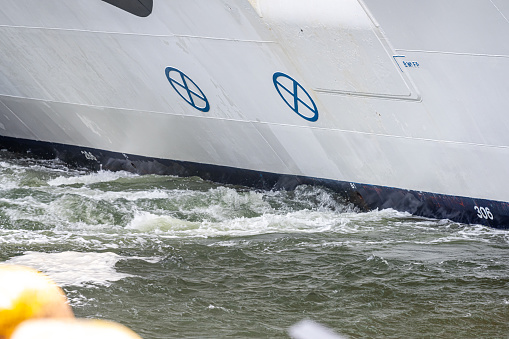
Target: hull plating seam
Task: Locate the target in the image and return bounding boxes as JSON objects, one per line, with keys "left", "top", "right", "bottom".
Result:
{"left": 0, "top": 93, "right": 507, "bottom": 151}
{"left": 0, "top": 25, "right": 276, "bottom": 43}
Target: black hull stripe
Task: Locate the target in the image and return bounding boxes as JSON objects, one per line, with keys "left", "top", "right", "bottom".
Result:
{"left": 1, "top": 135, "right": 508, "bottom": 229}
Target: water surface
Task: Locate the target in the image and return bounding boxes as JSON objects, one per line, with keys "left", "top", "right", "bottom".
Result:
{"left": 0, "top": 151, "right": 507, "bottom": 338}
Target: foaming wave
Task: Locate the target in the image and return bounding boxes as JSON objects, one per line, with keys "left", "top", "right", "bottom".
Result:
{"left": 122, "top": 192, "right": 411, "bottom": 237}
{"left": 123, "top": 206, "right": 487, "bottom": 240}
{"left": 444, "top": 223, "right": 509, "bottom": 244}
{"left": 48, "top": 170, "right": 138, "bottom": 186}
{"left": 126, "top": 209, "right": 358, "bottom": 237}
{"left": 5, "top": 251, "right": 134, "bottom": 287}
{"left": 214, "top": 187, "right": 268, "bottom": 210}
{"left": 126, "top": 211, "right": 200, "bottom": 232}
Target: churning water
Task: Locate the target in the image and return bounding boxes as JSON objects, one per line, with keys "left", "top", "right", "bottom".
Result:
{"left": 0, "top": 150, "right": 508, "bottom": 338}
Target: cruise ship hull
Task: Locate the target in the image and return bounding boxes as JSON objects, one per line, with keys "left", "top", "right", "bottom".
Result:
{"left": 0, "top": 0, "right": 508, "bottom": 228}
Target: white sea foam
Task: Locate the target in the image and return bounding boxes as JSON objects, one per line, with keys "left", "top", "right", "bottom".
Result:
{"left": 48, "top": 170, "right": 137, "bottom": 186}
{"left": 0, "top": 161, "right": 28, "bottom": 171}
{"left": 0, "top": 153, "right": 506, "bottom": 247}
{"left": 207, "top": 304, "right": 232, "bottom": 313}
{"left": 6, "top": 251, "right": 133, "bottom": 287}
{"left": 126, "top": 209, "right": 357, "bottom": 237}
{"left": 126, "top": 211, "right": 200, "bottom": 232}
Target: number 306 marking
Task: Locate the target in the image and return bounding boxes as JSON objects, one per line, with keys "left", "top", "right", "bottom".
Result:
{"left": 474, "top": 206, "right": 494, "bottom": 220}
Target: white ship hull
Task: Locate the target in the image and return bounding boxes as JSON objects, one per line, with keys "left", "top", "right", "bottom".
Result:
{"left": 0, "top": 0, "right": 508, "bottom": 227}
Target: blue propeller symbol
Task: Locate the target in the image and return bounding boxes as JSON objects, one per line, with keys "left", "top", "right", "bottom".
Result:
{"left": 165, "top": 67, "right": 210, "bottom": 112}
{"left": 273, "top": 72, "right": 318, "bottom": 122}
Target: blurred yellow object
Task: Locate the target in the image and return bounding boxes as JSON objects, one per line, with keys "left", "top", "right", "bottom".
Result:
{"left": 10, "top": 319, "right": 143, "bottom": 339}
{"left": 0, "top": 264, "right": 74, "bottom": 339}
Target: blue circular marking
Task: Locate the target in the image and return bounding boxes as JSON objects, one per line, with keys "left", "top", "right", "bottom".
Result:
{"left": 273, "top": 72, "right": 318, "bottom": 122}
{"left": 165, "top": 67, "right": 210, "bottom": 112}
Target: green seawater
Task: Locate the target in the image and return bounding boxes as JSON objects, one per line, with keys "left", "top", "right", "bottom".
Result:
{"left": 0, "top": 151, "right": 508, "bottom": 338}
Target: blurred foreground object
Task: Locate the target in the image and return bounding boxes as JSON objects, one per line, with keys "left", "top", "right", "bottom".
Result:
{"left": 10, "top": 319, "right": 142, "bottom": 339}
{"left": 288, "top": 319, "right": 347, "bottom": 339}
{"left": 0, "top": 264, "right": 74, "bottom": 338}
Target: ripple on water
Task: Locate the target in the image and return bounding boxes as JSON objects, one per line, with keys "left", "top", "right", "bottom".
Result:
{"left": 0, "top": 152, "right": 508, "bottom": 338}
